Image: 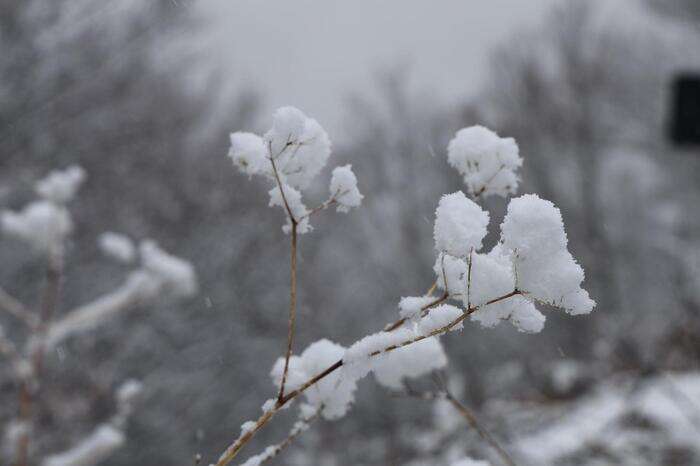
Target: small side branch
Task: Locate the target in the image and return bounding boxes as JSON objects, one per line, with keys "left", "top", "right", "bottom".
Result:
{"left": 214, "top": 289, "right": 522, "bottom": 466}
{"left": 269, "top": 151, "right": 299, "bottom": 403}
{"left": 444, "top": 392, "right": 517, "bottom": 466}
{"left": 278, "top": 222, "right": 298, "bottom": 402}
{"left": 237, "top": 408, "right": 321, "bottom": 466}
{"left": 0, "top": 287, "right": 37, "bottom": 328}
{"left": 15, "top": 249, "right": 64, "bottom": 466}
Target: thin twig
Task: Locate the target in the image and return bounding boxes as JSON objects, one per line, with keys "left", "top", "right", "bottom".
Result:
{"left": 0, "top": 286, "right": 37, "bottom": 328}
{"left": 300, "top": 190, "right": 342, "bottom": 220}
{"left": 384, "top": 292, "right": 449, "bottom": 332}
{"left": 269, "top": 149, "right": 299, "bottom": 403}
{"left": 444, "top": 391, "right": 517, "bottom": 466}
{"left": 238, "top": 408, "right": 322, "bottom": 466}
{"left": 15, "top": 249, "right": 64, "bottom": 466}
{"left": 213, "top": 289, "right": 522, "bottom": 466}
{"left": 278, "top": 221, "right": 298, "bottom": 402}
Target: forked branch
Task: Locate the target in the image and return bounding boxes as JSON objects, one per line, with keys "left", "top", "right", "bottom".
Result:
{"left": 213, "top": 289, "right": 522, "bottom": 466}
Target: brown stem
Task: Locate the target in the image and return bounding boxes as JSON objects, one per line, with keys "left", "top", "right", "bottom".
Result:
{"left": 242, "top": 408, "right": 322, "bottom": 466}
{"left": 0, "top": 287, "right": 37, "bottom": 328}
{"left": 214, "top": 289, "right": 521, "bottom": 466}
{"left": 445, "top": 393, "right": 517, "bottom": 466}
{"left": 278, "top": 221, "right": 298, "bottom": 402}
{"left": 384, "top": 292, "right": 449, "bottom": 332}
{"left": 268, "top": 149, "right": 299, "bottom": 403}
{"left": 14, "top": 250, "right": 64, "bottom": 466}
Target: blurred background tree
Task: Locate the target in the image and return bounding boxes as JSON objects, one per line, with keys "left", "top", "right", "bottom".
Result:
{"left": 1, "top": 0, "right": 700, "bottom": 465}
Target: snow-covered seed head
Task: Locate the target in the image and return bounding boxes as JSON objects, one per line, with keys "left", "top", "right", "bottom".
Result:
{"left": 447, "top": 125, "right": 522, "bottom": 198}
{"left": 500, "top": 194, "right": 595, "bottom": 315}
{"left": 1, "top": 201, "right": 72, "bottom": 252}
{"left": 329, "top": 165, "right": 363, "bottom": 213}
{"left": 98, "top": 232, "right": 136, "bottom": 264}
{"left": 433, "top": 191, "right": 489, "bottom": 257}
{"left": 139, "top": 240, "right": 198, "bottom": 298}
{"left": 270, "top": 339, "right": 356, "bottom": 420}
{"left": 35, "top": 165, "right": 86, "bottom": 204}
{"left": 228, "top": 132, "right": 268, "bottom": 177}
{"left": 263, "top": 106, "right": 331, "bottom": 190}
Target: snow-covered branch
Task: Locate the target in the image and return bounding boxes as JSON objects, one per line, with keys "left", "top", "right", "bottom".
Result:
{"left": 1, "top": 166, "right": 195, "bottom": 466}
{"left": 216, "top": 107, "right": 596, "bottom": 465}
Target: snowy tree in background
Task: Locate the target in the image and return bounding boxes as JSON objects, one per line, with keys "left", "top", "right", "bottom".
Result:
{"left": 215, "top": 107, "right": 595, "bottom": 466}
{"left": 0, "top": 167, "right": 197, "bottom": 466}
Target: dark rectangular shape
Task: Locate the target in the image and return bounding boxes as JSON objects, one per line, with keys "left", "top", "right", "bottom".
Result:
{"left": 670, "top": 74, "right": 700, "bottom": 146}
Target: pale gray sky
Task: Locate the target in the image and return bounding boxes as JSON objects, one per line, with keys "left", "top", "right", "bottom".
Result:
{"left": 198, "top": 0, "right": 561, "bottom": 135}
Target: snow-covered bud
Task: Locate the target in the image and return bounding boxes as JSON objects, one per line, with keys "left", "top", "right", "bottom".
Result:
{"left": 98, "top": 232, "right": 135, "bottom": 264}
{"left": 329, "top": 165, "right": 363, "bottom": 213}
{"left": 139, "top": 240, "right": 198, "bottom": 298}
{"left": 35, "top": 165, "right": 86, "bottom": 204}
{"left": 433, "top": 191, "right": 489, "bottom": 257}
{"left": 264, "top": 107, "right": 331, "bottom": 190}
{"left": 1, "top": 201, "right": 72, "bottom": 252}
{"left": 501, "top": 194, "right": 595, "bottom": 315}
{"left": 228, "top": 132, "right": 268, "bottom": 177}
{"left": 447, "top": 125, "right": 521, "bottom": 198}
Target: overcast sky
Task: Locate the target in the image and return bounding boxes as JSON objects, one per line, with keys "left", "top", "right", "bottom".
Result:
{"left": 198, "top": 0, "right": 561, "bottom": 135}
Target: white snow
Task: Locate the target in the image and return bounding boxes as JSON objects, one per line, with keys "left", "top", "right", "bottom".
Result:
{"left": 264, "top": 106, "right": 331, "bottom": 190}
{"left": 268, "top": 183, "right": 311, "bottom": 234}
{"left": 329, "top": 165, "right": 363, "bottom": 213}
{"left": 398, "top": 296, "right": 437, "bottom": 320}
{"left": 41, "top": 425, "right": 125, "bottom": 466}
{"left": 417, "top": 304, "right": 464, "bottom": 336}
{"left": 35, "top": 165, "right": 86, "bottom": 204}
{"left": 98, "top": 232, "right": 135, "bottom": 264}
{"left": 228, "top": 107, "right": 362, "bottom": 235}
{"left": 433, "top": 191, "right": 489, "bottom": 257}
{"left": 372, "top": 336, "right": 448, "bottom": 390}
{"left": 1, "top": 201, "right": 72, "bottom": 252}
{"left": 228, "top": 132, "right": 269, "bottom": 177}
{"left": 271, "top": 339, "right": 355, "bottom": 420}
{"left": 447, "top": 125, "right": 521, "bottom": 198}
{"left": 433, "top": 253, "right": 468, "bottom": 298}
{"left": 451, "top": 458, "right": 491, "bottom": 466}
{"left": 500, "top": 194, "right": 595, "bottom": 315}
{"left": 139, "top": 240, "right": 198, "bottom": 298}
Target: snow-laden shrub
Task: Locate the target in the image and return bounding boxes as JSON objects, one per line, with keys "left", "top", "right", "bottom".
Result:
{"left": 0, "top": 167, "right": 196, "bottom": 466}
{"left": 216, "top": 109, "right": 595, "bottom": 466}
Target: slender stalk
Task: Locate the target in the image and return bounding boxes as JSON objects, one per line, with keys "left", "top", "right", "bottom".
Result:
{"left": 268, "top": 153, "right": 299, "bottom": 402}
{"left": 239, "top": 408, "right": 322, "bottom": 466}
{"left": 0, "top": 287, "right": 37, "bottom": 328}
{"left": 278, "top": 222, "right": 298, "bottom": 402}
{"left": 14, "top": 249, "right": 64, "bottom": 466}
{"left": 444, "top": 393, "right": 517, "bottom": 466}
{"left": 213, "top": 289, "right": 521, "bottom": 466}
{"left": 384, "top": 292, "right": 448, "bottom": 332}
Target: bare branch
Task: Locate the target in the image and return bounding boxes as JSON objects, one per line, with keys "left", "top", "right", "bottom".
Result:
{"left": 43, "top": 276, "right": 144, "bottom": 351}
{"left": 268, "top": 142, "right": 300, "bottom": 403}
{"left": 214, "top": 289, "right": 522, "bottom": 466}
{"left": 277, "top": 221, "right": 298, "bottom": 402}
{"left": 0, "top": 287, "right": 37, "bottom": 328}
{"left": 237, "top": 408, "right": 322, "bottom": 466}
{"left": 444, "top": 392, "right": 517, "bottom": 466}
{"left": 16, "top": 249, "right": 65, "bottom": 466}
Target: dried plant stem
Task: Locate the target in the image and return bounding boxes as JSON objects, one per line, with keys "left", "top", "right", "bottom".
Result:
{"left": 14, "top": 250, "right": 64, "bottom": 466}
{"left": 0, "top": 287, "right": 37, "bottom": 328}
{"left": 269, "top": 154, "right": 299, "bottom": 403}
{"left": 384, "top": 292, "right": 449, "bottom": 332}
{"left": 214, "top": 289, "right": 521, "bottom": 466}
{"left": 301, "top": 191, "right": 340, "bottom": 220}
{"left": 240, "top": 408, "right": 322, "bottom": 466}
{"left": 444, "top": 393, "right": 517, "bottom": 466}
{"left": 278, "top": 222, "right": 298, "bottom": 402}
